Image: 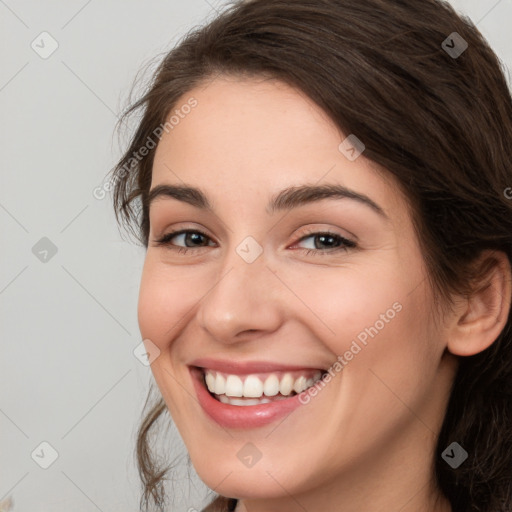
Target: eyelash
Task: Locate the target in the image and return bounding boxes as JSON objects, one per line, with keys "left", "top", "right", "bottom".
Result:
{"left": 153, "top": 228, "right": 357, "bottom": 256}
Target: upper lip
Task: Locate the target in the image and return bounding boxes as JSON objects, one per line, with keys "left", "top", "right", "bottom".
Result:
{"left": 189, "top": 358, "right": 326, "bottom": 375}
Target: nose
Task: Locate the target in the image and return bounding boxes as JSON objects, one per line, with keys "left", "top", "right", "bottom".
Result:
{"left": 197, "top": 246, "right": 284, "bottom": 343}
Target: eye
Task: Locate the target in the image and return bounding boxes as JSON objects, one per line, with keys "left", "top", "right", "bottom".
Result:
{"left": 153, "top": 229, "right": 215, "bottom": 254}
{"left": 292, "top": 229, "right": 357, "bottom": 256}
{"left": 152, "top": 228, "right": 357, "bottom": 256}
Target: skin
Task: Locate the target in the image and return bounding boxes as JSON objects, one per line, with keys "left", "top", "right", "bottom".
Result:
{"left": 137, "top": 75, "right": 511, "bottom": 512}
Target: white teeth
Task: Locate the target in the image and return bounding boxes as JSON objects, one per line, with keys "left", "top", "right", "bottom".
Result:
{"left": 218, "top": 395, "right": 285, "bottom": 406}
{"left": 215, "top": 373, "right": 226, "bottom": 395}
{"left": 225, "top": 375, "right": 243, "bottom": 397}
{"left": 263, "top": 375, "right": 280, "bottom": 396}
{"left": 203, "top": 369, "right": 325, "bottom": 399}
{"left": 243, "top": 375, "right": 263, "bottom": 397}
{"left": 279, "top": 373, "right": 294, "bottom": 396}
{"left": 225, "top": 398, "right": 264, "bottom": 406}
{"left": 293, "top": 376, "right": 307, "bottom": 393}
{"left": 205, "top": 372, "right": 215, "bottom": 391}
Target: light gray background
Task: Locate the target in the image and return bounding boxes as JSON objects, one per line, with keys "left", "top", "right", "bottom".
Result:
{"left": 1, "top": 1, "right": 511, "bottom": 511}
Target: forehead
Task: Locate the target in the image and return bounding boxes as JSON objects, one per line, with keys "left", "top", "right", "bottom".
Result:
{"left": 151, "top": 76, "right": 409, "bottom": 222}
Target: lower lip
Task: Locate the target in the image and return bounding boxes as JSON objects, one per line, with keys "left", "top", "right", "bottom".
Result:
{"left": 190, "top": 366, "right": 309, "bottom": 429}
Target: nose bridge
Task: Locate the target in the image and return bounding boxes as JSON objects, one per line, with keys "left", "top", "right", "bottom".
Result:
{"left": 197, "top": 237, "right": 282, "bottom": 341}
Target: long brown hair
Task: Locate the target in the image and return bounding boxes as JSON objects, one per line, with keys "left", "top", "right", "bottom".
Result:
{"left": 109, "top": 1, "right": 512, "bottom": 510}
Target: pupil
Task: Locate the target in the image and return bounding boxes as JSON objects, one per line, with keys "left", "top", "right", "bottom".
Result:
{"left": 316, "top": 234, "right": 337, "bottom": 249}
{"left": 187, "top": 233, "right": 203, "bottom": 246}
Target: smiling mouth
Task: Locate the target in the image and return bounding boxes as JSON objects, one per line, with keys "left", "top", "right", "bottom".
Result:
{"left": 199, "top": 367, "right": 326, "bottom": 406}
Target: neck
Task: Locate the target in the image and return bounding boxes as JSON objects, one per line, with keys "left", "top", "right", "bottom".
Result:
{"left": 234, "top": 484, "right": 451, "bottom": 512}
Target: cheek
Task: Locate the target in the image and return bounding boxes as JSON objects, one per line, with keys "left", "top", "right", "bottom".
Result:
{"left": 285, "top": 263, "right": 409, "bottom": 355}
{"left": 285, "top": 257, "right": 434, "bottom": 400}
{"left": 137, "top": 257, "right": 199, "bottom": 348}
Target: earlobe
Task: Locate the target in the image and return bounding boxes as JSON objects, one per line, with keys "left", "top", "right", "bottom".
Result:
{"left": 446, "top": 250, "right": 512, "bottom": 357}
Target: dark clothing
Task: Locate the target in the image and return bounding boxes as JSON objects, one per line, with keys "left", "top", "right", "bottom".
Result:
{"left": 202, "top": 497, "right": 238, "bottom": 512}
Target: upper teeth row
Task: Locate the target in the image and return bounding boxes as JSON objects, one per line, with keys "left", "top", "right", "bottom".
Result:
{"left": 204, "top": 370, "right": 323, "bottom": 398}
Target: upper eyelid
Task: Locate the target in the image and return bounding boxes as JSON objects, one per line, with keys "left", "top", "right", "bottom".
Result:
{"left": 155, "top": 227, "right": 355, "bottom": 248}
{"left": 150, "top": 209, "right": 359, "bottom": 240}
{"left": 152, "top": 218, "right": 355, "bottom": 237}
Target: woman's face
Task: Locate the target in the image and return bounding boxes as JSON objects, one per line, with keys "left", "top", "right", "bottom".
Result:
{"left": 138, "top": 76, "right": 457, "bottom": 506}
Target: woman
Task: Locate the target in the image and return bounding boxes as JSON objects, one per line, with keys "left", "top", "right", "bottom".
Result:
{"left": 109, "top": 0, "right": 512, "bottom": 511}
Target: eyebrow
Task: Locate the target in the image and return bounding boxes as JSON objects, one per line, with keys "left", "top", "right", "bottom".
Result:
{"left": 147, "top": 183, "right": 388, "bottom": 219}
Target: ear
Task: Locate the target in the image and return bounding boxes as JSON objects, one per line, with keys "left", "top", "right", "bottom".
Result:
{"left": 446, "top": 250, "right": 512, "bottom": 357}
